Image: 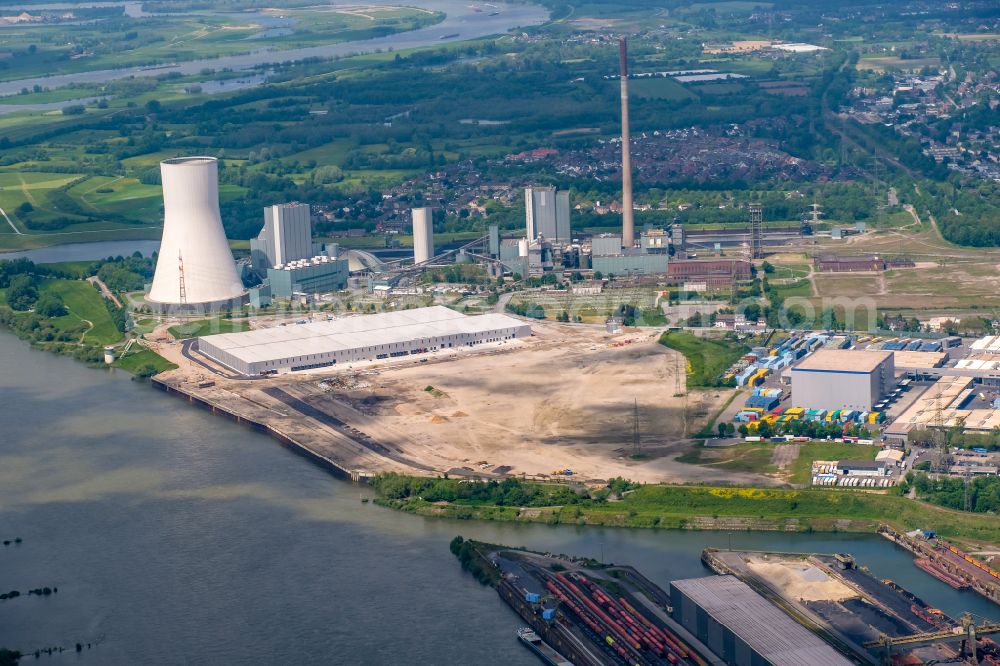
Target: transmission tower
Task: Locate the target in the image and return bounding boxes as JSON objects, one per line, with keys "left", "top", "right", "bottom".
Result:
{"left": 177, "top": 250, "right": 187, "bottom": 305}
{"left": 749, "top": 203, "right": 763, "bottom": 259}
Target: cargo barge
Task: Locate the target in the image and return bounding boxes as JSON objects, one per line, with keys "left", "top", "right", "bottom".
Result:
{"left": 913, "top": 558, "right": 970, "bottom": 590}
{"left": 517, "top": 627, "right": 574, "bottom": 666}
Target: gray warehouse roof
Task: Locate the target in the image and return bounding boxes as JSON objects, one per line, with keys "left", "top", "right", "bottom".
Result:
{"left": 671, "top": 576, "right": 852, "bottom": 666}
{"left": 198, "top": 306, "right": 527, "bottom": 366}
{"left": 793, "top": 348, "right": 892, "bottom": 373}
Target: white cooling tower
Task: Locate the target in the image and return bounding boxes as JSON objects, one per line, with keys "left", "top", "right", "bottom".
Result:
{"left": 412, "top": 207, "right": 434, "bottom": 264}
{"left": 148, "top": 157, "right": 244, "bottom": 307}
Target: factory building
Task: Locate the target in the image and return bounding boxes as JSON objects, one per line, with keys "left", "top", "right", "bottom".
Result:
{"left": 250, "top": 203, "right": 314, "bottom": 274}
{"left": 590, "top": 232, "right": 669, "bottom": 275}
{"left": 411, "top": 207, "right": 434, "bottom": 264}
{"left": 670, "top": 576, "right": 851, "bottom": 666}
{"left": 791, "top": 349, "right": 895, "bottom": 411}
{"left": 525, "top": 186, "right": 570, "bottom": 243}
{"left": 147, "top": 157, "right": 245, "bottom": 310}
{"left": 266, "top": 255, "right": 349, "bottom": 299}
{"left": 197, "top": 305, "right": 531, "bottom": 376}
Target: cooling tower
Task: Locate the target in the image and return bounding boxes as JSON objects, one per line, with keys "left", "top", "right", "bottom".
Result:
{"left": 148, "top": 157, "right": 244, "bottom": 309}
{"left": 412, "top": 207, "right": 434, "bottom": 264}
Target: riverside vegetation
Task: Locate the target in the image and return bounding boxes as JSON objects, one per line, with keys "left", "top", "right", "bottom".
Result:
{"left": 0, "top": 257, "right": 175, "bottom": 376}
{"left": 371, "top": 474, "right": 1000, "bottom": 549}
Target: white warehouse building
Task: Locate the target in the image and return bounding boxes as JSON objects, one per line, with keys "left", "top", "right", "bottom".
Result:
{"left": 791, "top": 349, "right": 895, "bottom": 411}
{"left": 197, "top": 306, "right": 531, "bottom": 376}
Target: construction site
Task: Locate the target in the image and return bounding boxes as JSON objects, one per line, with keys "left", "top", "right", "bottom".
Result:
{"left": 148, "top": 317, "right": 741, "bottom": 484}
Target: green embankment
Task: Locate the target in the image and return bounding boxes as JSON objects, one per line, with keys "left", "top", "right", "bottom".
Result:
{"left": 658, "top": 331, "right": 748, "bottom": 387}
{"left": 114, "top": 348, "right": 177, "bottom": 375}
{"left": 168, "top": 318, "right": 251, "bottom": 339}
{"left": 373, "top": 477, "right": 1000, "bottom": 549}
{"left": 42, "top": 280, "right": 122, "bottom": 345}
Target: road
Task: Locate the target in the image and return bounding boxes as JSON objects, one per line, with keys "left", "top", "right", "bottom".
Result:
{"left": 0, "top": 206, "right": 21, "bottom": 235}
{"left": 87, "top": 275, "right": 123, "bottom": 308}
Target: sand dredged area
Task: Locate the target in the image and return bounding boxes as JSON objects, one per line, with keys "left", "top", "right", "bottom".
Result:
{"left": 153, "top": 320, "right": 768, "bottom": 484}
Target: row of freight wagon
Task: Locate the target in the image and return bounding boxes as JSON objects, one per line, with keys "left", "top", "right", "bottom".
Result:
{"left": 812, "top": 475, "right": 896, "bottom": 487}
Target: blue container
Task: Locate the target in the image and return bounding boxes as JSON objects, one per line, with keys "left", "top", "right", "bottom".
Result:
{"left": 542, "top": 608, "right": 556, "bottom": 620}
{"left": 526, "top": 592, "right": 540, "bottom": 603}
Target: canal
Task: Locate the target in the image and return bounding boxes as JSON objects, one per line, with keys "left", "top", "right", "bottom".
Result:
{"left": 0, "top": 332, "right": 995, "bottom": 664}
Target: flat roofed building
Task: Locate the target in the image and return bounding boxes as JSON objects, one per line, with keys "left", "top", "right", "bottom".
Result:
{"left": 671, "top": 576, "right": 852, "bottom": 666}
{"left": 266, "top": 256, "right": 349, "bottom": 298}
{"left": 197, "top": 305, "right": 531, "bottom": 376}
{"left": 792, "top": 349, "right": 894, "bottom": 411}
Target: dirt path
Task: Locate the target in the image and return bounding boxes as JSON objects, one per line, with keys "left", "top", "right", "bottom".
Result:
{"left": 770, "top": 443, "right": 800, "bottom": 469}
{"left": 87, "top": 275, "right": 123, "bottom": 308}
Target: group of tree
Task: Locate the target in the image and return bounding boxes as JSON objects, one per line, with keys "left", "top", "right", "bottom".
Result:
{"left": 371, "top": 474, "right": 584, "bottom": 507}
{"left": 907, "top": 472, "right": 1000, "bottom": 514}
{"left": 738, "top": 419, "right": 872, "bottom": 440}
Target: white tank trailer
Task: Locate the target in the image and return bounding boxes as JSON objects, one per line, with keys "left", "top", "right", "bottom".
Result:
{"left": 412, "top": 207, "right": 434, "bottom": 264}
{"left": 148, "top": 157, "right": 245, "bottom": 310}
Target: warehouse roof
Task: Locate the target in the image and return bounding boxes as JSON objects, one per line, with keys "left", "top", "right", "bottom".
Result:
{"left": 198, "top": 306, "right": 527, "bottom": 365}
{"left": 672, "top": 576, "right": 852, "bottom": 666}
{"left": 793, "top": 349, "right": 892, "bottom": 373}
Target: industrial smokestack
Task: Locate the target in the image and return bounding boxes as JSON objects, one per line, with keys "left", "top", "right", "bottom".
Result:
{"left": 619, "top": 37, "right": 635, "bottom": 249}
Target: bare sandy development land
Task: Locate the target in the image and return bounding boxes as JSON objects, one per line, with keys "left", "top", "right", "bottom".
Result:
{"left": 150, "top": 319, "right": 762, "bottom": 485}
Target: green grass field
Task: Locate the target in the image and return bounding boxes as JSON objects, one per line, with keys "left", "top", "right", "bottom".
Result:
{"left": 114, "top": 348, "right": 178, "bottom": 375}
{"left": 42, "top": 279, "right": 122, "bottom": 345}
{"left": 658, "top": 331, "right": 748, "bottom": 388}
{"left": 376, "top": 476, "right": 1000, "bottom": 548}
{"left": 677, "top": 441, "right": 777, "bottom": 474}
{"left": 169, "top": 318, "right": 251, "bottom": 339}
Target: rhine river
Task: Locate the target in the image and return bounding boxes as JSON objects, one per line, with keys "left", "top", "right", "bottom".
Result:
{"left": 0, "top": 331, "right": 996, "bottom": 664}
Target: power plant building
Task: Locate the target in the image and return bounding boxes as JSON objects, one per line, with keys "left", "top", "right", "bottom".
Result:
{"left": 590, "top": 232, "right": 669, "bottom": 275}
{"left": 412, "top": 207, "right": 434, "bottom": 264}
{"left": 671, "top": 576, "right": 851, "bottom": 666}
{"left": 267, "top": 256, "right": 349, "bottom": 299}
{"left": 147, "top": 157, "right": 245, "bottom": 310}
{"left": 525, "top": 187, "right": 570, "bottom": 243}
{"left": 196, "top": 306, "right": 531, "bottom": 376}
{"left": 791, "top": 349, "right": 895, "bottom": 411}
{"left": 251, "top": 203, "right": 314, "bottom": 274}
